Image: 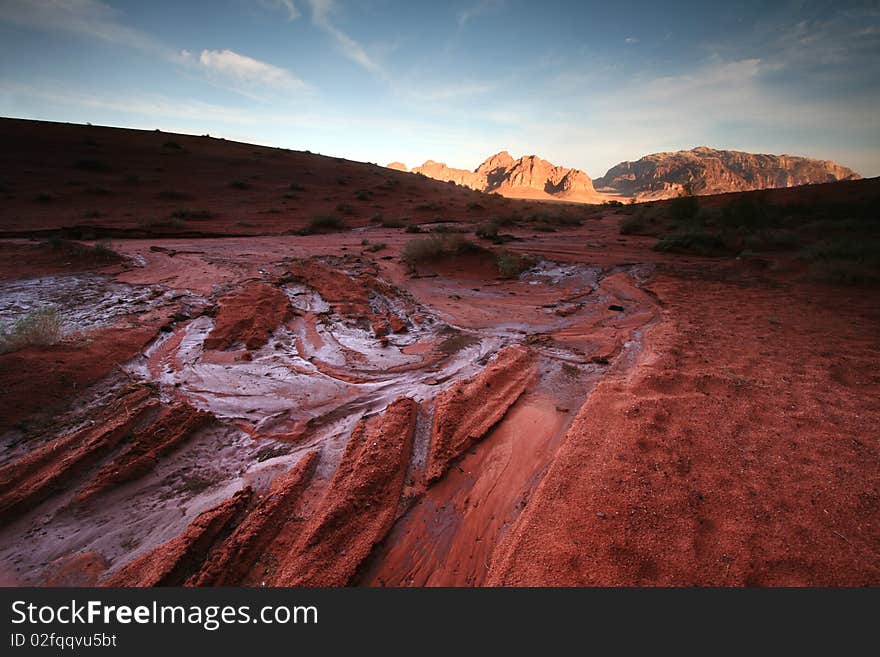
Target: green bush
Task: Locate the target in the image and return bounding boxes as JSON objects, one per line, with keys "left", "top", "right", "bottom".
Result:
{"left": 402, "top": 234, "right": 479, "bottom": 265}
{"left": 300, "top": 214, "right": 347, "bottom": 234}
{"left": 475, "top": 222, "right": 499, "bottom": 240}
{"left": 722, "top": 196, "right": 770, "bottom": 230}
{"left": 669, "top": 195, "right": 700, "bottom": 224}
{"left": 0, "top": 308, "right": 62, "bottom": 354}
{"left": 620, "top": 213, "right": 651, "bottom": 235}
{"left": 495, "top": 250, "right": 536, "bottom": 278}
{"left": 654, "top": 231, "right": 732, "bottom": 256}
{"left": 742, "top": 229, "right": 799, "bottom": 252}
{"left": 806, "top": 239, "right": 880, "bottom": 286}
{"left": 171, "top": 209, "right": 214, "bottom": 220}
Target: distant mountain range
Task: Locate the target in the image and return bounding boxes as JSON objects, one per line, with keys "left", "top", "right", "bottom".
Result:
{"left": 389, "top": 147, "right": 860, "bottom": 202}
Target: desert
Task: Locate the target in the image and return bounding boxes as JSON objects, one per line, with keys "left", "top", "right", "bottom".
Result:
{"left": 0, "top": 117, "right": 877, "bottom": 587}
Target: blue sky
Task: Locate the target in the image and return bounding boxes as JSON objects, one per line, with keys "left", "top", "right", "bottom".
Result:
{"left": 1, "top": 0, "right": 878, "bottom": 177}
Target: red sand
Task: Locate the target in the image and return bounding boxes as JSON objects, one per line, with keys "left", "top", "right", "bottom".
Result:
{"left": 272, "top": 398, "right": 418, "bottom": 586}
{"left": 427, "top": 345, "right": 535, "bottom": 483}
{"left": 1, "top": 119, "right": 877, "bottom": 587}
{"left": 204, "top": 282, "right": 293, "bottom": 351}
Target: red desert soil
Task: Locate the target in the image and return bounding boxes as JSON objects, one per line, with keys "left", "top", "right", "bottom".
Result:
{"left": 0, "top": 119, "right": 877, "bottom": 587}
{"left": 427, "top": 345, "right": 535, "bottom": 483}
{"left": 105, "top": 487, "right": 253, "bottom": 587}
{"left": 204, "top": 282, "right": 293, "bottom": 351}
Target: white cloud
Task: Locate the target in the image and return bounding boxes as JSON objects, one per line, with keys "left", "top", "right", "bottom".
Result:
{"left": 525, "top": 56, "right": 879, "bottom": 176}
{"left": 624, "top": 37, "right": 639, "bottom": 44}
{"left": 194, "top": 49, "right": 308, "bottom": 92}
{"left": 0, "top": 1, "right": 309, "bottom": 99}
{"left": 305, "top": 0, "right": 385, "bottom": 76}
{"left": 0, "top": 0, "right": 169, "bottom": 56}
{"left": 0, "top": 80, "right": 260, "bottom": 125}
{"left": 258, "top": 0, "right": 300, "bottom": 21}
{"left": 458, "top": 0, "right": 503, "bottom": 27}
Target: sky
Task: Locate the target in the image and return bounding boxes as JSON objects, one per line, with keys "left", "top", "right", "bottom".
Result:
{"left": 1, "top": 0, "right": 878, "bottom": 177}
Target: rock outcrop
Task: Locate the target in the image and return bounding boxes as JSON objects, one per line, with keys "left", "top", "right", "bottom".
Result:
{"left": 595, "top": 146, "right": 860, "bottom": 200}
{"left": 391, "top": 152, "right": 606, "bottom": 202}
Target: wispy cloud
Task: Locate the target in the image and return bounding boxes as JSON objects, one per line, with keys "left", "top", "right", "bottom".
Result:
{"left": 520, "top": 54, "right": 879, "bottom": 175}
{"left": 0, "top": 0, "right": 309, "bottom": 99}
{"left": 258, "top": 0, "right": 300, "bottom": 21}
{"left": 192, "top": 49, "right": 308, "bottom": 92}
{"left": 0, "top": 80, "right": 261, "bottom": 125}
{"left": 624, "top": 37, "right": 639, "bottom": 44}
{"left": 0, "top": 0, "right": 170, "bottom": 57}
{"left": 457, "top": 0, "right": 503, "bottom": 27}
{"left": 305, "top": 0, "right": 385, "bottom": 76}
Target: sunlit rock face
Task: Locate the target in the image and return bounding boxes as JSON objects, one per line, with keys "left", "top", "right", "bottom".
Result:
{"left": 594, "top": 146, "right": 861, "bottom": 200}
{"left": 400, "top": 151, "right": 603, "bottom": 202}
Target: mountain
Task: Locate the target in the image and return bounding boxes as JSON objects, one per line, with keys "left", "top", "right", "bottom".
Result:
{"left": 594, "top": 146, "right": 860, "bottom": 200}
{"left": 391, "top": 151, "right": 611, "bottom": 203}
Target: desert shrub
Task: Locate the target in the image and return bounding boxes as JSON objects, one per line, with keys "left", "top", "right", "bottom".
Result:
{"left": 523, "top": 211, "right": 581, "bottom": 227}
{"left": 654, "top": 231, "right": 732, "bottom": 256}
{"left": 157, "top": 190, "right": 190, "bottom": 200}
{"left": 620, "top": 214, "right": 649, "bottom": 235}
{"left": 805, "top": 239, "right": 880, "bottom": 286}
{"left": 355, "top": 190, "right": 372, "bottom": 201}
{"left": 335, "top": 203, "right": 355, "bottom": 215}
{"left": 229, "top": 180, "right": 251, "bottom": 190}
{"left": 475, "top": 222, "right": 499, "bottom": 240}
{"left": 85, "top": 186, "right": 111, "bottom": 196}
{"left": 493, "top": 214, "right": 520, "bottom": 227}
{"left": 366, "top": 242, "right": 387, "bottom": 252}
{"left": 402, "top": 234, "right": 479, "bottom": 265}
{"left": 381, "top": 217, "right": 405, "bottom": 228}
{"left": 467, "top": 202, "right": 484, "bottom": 211}
{"left": 289, "top": 182, "right": 305, "bottom": 192}
{"left": 722, "top": 196, "right": 771, "bottom": 230}
{"left": 669, "top": 195, "right": 700, "bottom": 224}
{"left": 73, "top": 159, "right": 111, "bottom": 172}
{"left": 405, "top": 224, "right": 422, "bottom": 233}
{"left": 621, "top": 205, "right": 669, "bottom": 235}
{"left": 495, "top": 250, "right": 536, "bottom": 278}
{"left": 300, "top": 214, "right": 347, "bottom": 234}
{"left": 416, "top": 202, "right": 442, "bottom": 211}
{"left": 431, "top": 223, "right": 469, "bottom": 234}
{"left": 0, "top": 308, "right": 62, "bottom": 354}
{"left": 171, "top": 209, "right": 214, "bottom": 221}
{"left": 35, "top": 192, "right": 55, "bottom": 203}
{"left": 93, "top": 239, "right": 120, "bottom": 260}
{"left": 742, "top": 229, "right": 799, "bottom": 252}
{"left": 162, "top": 141, "right": 182, "bottom": 150}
